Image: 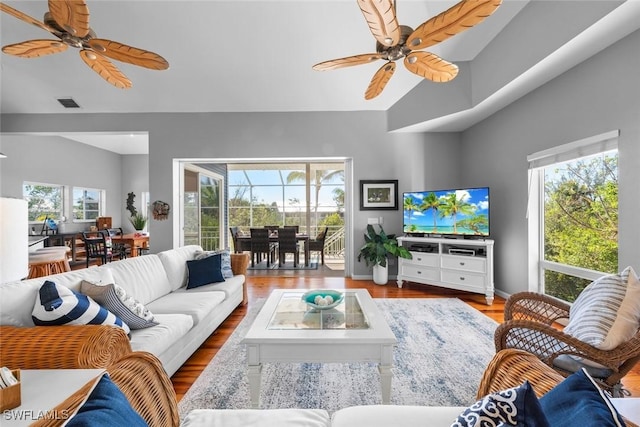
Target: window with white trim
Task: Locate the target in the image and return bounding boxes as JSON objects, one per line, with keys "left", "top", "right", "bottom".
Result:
{"left": 527, "top": 131, "right": 619, "bottom": 302}
{"left": 72, "top": 187, "right": 104, "bottom": 221}
{"left": 23, "top": 182, "right": 64, "bottom": 223}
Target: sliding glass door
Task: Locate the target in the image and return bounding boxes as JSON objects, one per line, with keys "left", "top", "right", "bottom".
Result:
{"left": 182, "top": 166, "right": 224, "bottom": 251}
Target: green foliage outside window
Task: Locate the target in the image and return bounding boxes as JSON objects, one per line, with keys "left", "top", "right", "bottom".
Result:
{"left": 23, "top": 183, "right": 63, "bottom": 221}
{"left": 543, "top": 153, "right": 618, "bottom": 302}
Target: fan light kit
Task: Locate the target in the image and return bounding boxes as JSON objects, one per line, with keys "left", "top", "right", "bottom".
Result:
{"left": 313, "top": 0, "right": 502, "bottom": 100}
{"left": 0, "top": 0, "right": 169, "bottom": 89}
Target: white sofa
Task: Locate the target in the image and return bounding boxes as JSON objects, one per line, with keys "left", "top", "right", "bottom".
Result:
{"left": 0, "top": 245, "right": 246, "bottom": 376}
{"left": 181, "top": 406, "right": 467, "bottom": 427}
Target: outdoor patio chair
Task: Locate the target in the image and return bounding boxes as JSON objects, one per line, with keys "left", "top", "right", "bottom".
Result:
{"left": 250, "top": 228, "right": 277, "bottom": 267}
{"left": 308, "top": 227, "right": 328, "bottom": 265}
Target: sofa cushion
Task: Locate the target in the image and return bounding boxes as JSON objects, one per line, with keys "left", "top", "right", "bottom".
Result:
{"left": 186, "top": 255, "right": 225, "bottom": 289}
{"left": 67, "top": 374, "right": 146, "bottom": 427}
{"left": 182, "top": 408, "right": 331, "bottom": 427}
{"left": 331, "top": 405, "right": 467, "bottom": 427}
{"left": 452, "top": 381, "right": 549, "bottom": 427}
{"left": 145, "top": 291, "right": 226, "bottom": 326}
{"left": 32, "top": 280, "right": 130, "bottom": 334}
{"left": 157, "top": 245, "right": 203, "bottom": 292}
{"left": 564, "top": 266, "right": 637, "bottom": 351}
{"left": 81, "top": 279, "right": 158, "bottom": 330}
{"left": 104, "top": 255, "right": 172, "bottom": 305}
{"left": 195, "top": 249, "right": 234, "bottom": 279}
{"left": 539, "top": 368, "right": 626, "bottom": 427}
{"left": 129, "top": 313, "right": 193, "bottom": 355}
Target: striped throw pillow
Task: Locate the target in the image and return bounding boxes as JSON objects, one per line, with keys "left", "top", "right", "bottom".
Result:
{"left": 32, "top": 280, "right": 130, "bottom": 334}
{"left": 564, "top": 266, "right": 635, "bottom": 350}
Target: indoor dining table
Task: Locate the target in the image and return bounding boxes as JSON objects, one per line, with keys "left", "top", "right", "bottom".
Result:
{"left": 111, "top": 233, "right": 149, "bottom": 257}
{"left": 237, "top": 232, "right": 310, "bottom": 266}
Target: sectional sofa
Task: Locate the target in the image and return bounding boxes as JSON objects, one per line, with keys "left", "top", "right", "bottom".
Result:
{"left": 0, "top": 245, "right": 248, "bottom": 376}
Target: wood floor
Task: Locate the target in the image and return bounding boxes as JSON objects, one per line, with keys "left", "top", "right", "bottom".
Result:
{"left": 170, "top": 275, "right": 640, "bottom": 401}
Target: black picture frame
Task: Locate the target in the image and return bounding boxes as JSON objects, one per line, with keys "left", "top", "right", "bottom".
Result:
{"left": 360, "top": 180, "right": 398, "bottom": 210}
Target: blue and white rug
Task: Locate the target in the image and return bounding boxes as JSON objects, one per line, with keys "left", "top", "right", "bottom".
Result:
{"left": 178, "top": 298, "right": 497, "bottom": 417}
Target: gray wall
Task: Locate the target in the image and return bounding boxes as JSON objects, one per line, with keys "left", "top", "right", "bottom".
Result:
{"left": 0, "top": 112, "right": 461, "bottom": 278}
{"left": 459, "top": 29, "right": 640, "bottom": 295}
{"left": 0, "top": 134, "right": 146, "bottom": 235}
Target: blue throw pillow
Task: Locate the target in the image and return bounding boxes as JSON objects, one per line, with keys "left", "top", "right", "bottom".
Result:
{"left": 66, "top": 374, "right": 146, "bottom": 427}
{"left": 195, "top": 249, "right": 233, "bottom": 279}
{"left": 32, "top": 280, "right": 130, "bottom": 334}
{"left": 451, "top": 381, "right": 549, "bottom": 427}
{"left": 539, "top": 368, "right": 626, "bottom": 427}
{"left": 186, "top": 254, "right": 225, "bottom": 289}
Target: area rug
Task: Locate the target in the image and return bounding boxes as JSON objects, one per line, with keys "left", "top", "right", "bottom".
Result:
{"left": 178, "top": 298, "right": 497, "bottom": 417}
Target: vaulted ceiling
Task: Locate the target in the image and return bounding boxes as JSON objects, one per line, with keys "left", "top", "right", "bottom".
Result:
{"left": 1, "top": 1, "right": 639, "bottom": 153}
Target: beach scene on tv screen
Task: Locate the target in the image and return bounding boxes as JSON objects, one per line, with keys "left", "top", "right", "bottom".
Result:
{"left": 403, "top": 188, "right": 489, "bottom": 236}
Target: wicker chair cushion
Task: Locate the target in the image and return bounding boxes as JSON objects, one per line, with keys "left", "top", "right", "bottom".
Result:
{"left": 452, "top": 381, "right": 549, "bottom": 427}
{"left": 66, "top": 374, "right": 146, "bottom": 427}
{"left": 81, "top": 280, "right": 158, "bottom": 330}
{"left": 32, "top": 280, "right": 130, "bottom": 334}
{"left": 195, "top": 249, "right": 234, "bottom": 279}
{"left": 186, "top": 255, "right": 225, "bottom": 289}
{"left": 539, "top": 368, "right": 627, "bottom": 427}
{"left": 564, "top": 266, "right": 639, "bottom": 351}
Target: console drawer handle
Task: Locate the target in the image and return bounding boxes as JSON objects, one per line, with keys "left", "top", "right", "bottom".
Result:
{"left": 417, "top": 271, "right": 422, "bottom": 275}
{"left": 459, "top": 262, "right": 465, "bottom": 266}
{"left": 460, "top": 277, "right": 465, "bottom": 280}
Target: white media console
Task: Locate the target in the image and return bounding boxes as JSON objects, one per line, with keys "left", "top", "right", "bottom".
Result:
{"left": 397, "top": 236, "right": 495, "bottom": 305}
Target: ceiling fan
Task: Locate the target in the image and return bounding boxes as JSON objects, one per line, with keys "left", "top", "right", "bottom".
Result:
{"left": 0, "top": 0, "right": 169, "bottom": 89}
{"left": 313, "top": 0, "right": 502, "bottom": 100}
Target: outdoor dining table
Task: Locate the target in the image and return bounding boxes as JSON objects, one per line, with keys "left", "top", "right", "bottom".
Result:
{"left": 237, "top": 232, "right": 310, "bottom": 266}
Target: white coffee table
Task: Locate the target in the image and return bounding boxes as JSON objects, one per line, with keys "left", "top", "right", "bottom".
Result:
{"left": 241, "top": 289, "right": 397, "bottom": 408}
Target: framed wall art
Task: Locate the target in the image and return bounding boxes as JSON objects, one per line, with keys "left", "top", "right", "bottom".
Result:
{"left": 360, "top": 180, "right": 398, "bottom": 210}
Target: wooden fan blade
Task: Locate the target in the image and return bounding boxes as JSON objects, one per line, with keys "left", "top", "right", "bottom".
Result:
{"left": 404, "top": 51, "right": 458, "bottom": 82}
{"left": 407, "top": 0, "right": 502, "bottom": 51}
{"left": 313, "top": 53, "right": 382, "bottom": 71}
{"left": 2, "top": 39, "right": 67, "bottom": 58}
{"left": 357, "top": 0, "right": 400, "bottom": 47}
{"left": 79, "top": 49, "right": 132, "bottom": 89}
{"left": 0, "top": 2, "right": 56, "bottom": 34}
{"left": 365, "top": 61, "right": 395, "bottom": 100}
{"left": 48, "top": 0, "right": 90, "bottom": 38}
{"left": 86, "top": 39, "right": 169, "bottom": 70}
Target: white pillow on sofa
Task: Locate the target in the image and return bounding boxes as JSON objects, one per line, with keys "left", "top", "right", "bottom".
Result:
{"left": 564, "top": 266, "right": 639, "bottom": 350}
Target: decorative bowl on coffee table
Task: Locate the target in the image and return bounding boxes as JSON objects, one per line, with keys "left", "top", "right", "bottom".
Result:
{"left": 301, "top": 290, "right": 344, "bottom": 310}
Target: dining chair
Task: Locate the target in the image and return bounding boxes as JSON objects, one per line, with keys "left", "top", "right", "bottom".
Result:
{"left": 250, "top": 228, "right": 277, "bottom": 267}
{"left": 107, "top": 227, "right": 130, "bottom": 259}
{"left": 308, "top": 227, "right": 329, "bottom": 265}
{"left": 230, "top": 226, "right": 250, "bottom": 253}
{"left": 81, "top": 230, "right": 114, "bottom": 267}
{"left": 277, "top": 227, "right": 300, "bottom": 266}
{"left": 283, "top": 225, "right": 300, "bottom": 233}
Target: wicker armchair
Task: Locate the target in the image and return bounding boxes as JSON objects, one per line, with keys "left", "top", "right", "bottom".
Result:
{"left": 478, "top": 349, "right": 638, "bottom": 427}
{"left": 1, "top": 325, "right": 179, "bottom": 427}
{"left": 494, "top": 291, "right": 640, "bottom": 396}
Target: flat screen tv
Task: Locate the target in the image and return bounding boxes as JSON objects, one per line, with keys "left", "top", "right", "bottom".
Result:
{"left": 403, "top": 187, "right": 490, "bottom": 237}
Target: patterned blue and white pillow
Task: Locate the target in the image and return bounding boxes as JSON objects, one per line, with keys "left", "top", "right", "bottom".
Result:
{"left": 195, "top": 249, "right": 233, "bottom": 279}
{"left": 32, "top": 280, "right": 130, "bottom": 334}
{"left": 451, "top": 381, "right": 549, "bottom": 427}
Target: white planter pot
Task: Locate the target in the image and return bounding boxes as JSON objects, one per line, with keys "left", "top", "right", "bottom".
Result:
{"left": 372, "top": 263, "right": 389, "bottom": 285}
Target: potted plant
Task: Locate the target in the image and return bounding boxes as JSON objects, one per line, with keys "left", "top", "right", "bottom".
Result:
{"left": 357, "top": 224, "right": 412, "bottom": 285}
{"left": 129, "top": 212, "right": 147, "bottom": 232}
